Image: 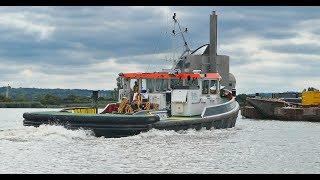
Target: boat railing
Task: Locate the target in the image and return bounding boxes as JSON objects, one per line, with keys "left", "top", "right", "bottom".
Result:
{"left": 201, "top": 97, "right": 237, "bottom": 118}
{"left": 133, "top": 110, "right": 167, "bottom": 115}
{"left": 133, "top": 110, "right": 168, "bottom": 120}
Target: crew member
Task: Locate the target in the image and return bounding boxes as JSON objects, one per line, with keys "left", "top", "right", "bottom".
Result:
{"left": 133, "top": 80, "right": 139, "bottom": 93}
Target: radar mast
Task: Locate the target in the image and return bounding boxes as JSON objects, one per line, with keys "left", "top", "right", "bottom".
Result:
{"left": 171, "top": 13, "right": 191, "bottom": 69}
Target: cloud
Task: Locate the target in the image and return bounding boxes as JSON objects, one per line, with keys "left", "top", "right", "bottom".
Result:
{"left": 0, "top": 11, "right": 55, "bottom": 40}
{"left": 21, "top": 69, "right": 33, "bottom": 77}
{"left": 0, "top": 6, "right": 319, "bottom": 94}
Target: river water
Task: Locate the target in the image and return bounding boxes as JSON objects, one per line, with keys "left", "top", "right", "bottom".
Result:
{"left": 0, "top": 108, "right": 320, "bottom": 174}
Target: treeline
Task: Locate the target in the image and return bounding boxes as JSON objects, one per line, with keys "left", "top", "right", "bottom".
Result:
{"left": 36, "top": 94, "right": 116, "bottom": 106}
{"left": 0, "top": 93, "right": 116, "bottom": 106}
{"left": 0, "top": 102, "right": 44, "bottom": 108}
{"left": 0, "top": 87, "right": 115, "bottom": 102}
{"left": 0, "top": 87, "right": 118, "bottom": 108}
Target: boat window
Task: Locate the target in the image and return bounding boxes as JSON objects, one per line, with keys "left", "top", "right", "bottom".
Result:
{"left": 146, "top": 79, "right": 153, "bottom": 93}
{"left": 146, "top": 79, "right": 168, "bottom": 93}
{"left": 141, "top": 79, "right": 147, "bottom": 93}
{"left": 202, "top": 80, "right": 209, "bottom": 94}
{"left": 155, "top": 79, "right": 168, "bottom": 92}
{"left": 170, "top": 79, "right": 183, "bottom": 89}
{"left": 186, "top": 77, "right": 199, "bottom": 88}
{"left": 130, "top": 79, "right": 139, "bottom": 92}
{"left": 210, "top": 80, "right": 218, "bottom": 94}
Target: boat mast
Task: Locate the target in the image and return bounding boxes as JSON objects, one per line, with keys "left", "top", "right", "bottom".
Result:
{"left": 172, "top": 13, "right": 191, "bottom": 58}
{"left": 171, "top": 13, "right": 191, "bottom": 69}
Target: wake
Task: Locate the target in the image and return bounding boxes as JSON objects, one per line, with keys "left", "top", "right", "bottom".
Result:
{"left": 0, "top": 125, "right": 95, "bottom": 142}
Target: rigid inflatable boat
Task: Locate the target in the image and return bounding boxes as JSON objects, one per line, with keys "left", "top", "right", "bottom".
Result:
{"left": 23, "top": 11, "right": 240, "bottom": 138}
{"left": 23, "top": 71, "right": 239, "bottom": 137}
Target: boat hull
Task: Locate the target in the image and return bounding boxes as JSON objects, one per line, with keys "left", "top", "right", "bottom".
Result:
{"left": 23, "top": 101, "right": 240, "bottom": 138}
{"left": 245, "top": 98, "right": 287, "bottom": 119}
{"left": 23, "top": 112, "right": 159, "bottom": 137}
{"left": 153, "top": 102, "right": 239, "bottom": 131}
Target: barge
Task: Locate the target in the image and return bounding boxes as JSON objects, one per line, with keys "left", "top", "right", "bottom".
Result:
{"left": 241, "top": 90, "right": 320, "bottom": 122}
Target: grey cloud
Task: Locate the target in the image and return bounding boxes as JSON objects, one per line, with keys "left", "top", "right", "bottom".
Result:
{"left": 0, "top": 6, "right": 319, "bottom": 93}
{"left": 263, "top": 43, "right": 320, "bottom": 55}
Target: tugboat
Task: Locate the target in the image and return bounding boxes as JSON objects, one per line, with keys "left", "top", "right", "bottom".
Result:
{"left": 23, "top": 11, "right": 240, "bottom": 138}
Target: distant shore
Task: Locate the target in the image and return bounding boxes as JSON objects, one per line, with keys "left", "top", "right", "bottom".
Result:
{"left": 1, "top": 96, "right": 248, "bottom": 108}
{"left": 0, "top": 101, "right": 115, "bottom": 108}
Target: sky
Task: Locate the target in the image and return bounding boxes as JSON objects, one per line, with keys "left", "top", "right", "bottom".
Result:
{"left": 0, "top": 6, "right": 319, "bottom": 94}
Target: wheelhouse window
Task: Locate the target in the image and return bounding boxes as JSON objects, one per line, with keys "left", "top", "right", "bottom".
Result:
{"left": 210, "top": 80, "right": 218, "bottom": 94}
{"left": 170, "top": 79, "right": 183, "bottom": 89}
{"left": 146, "top": 79, "right": 168, "bottom": 93}
{"left": 141, "top": 79, "right": 147, "bottom": 92}
{"left": 186, "top": 77, "right": 199, "bottom": 88}
{"left": 202, "top": 80, "right": 209, "bottom": 94}
{"left": 130, "top": 79, "right": 139, "bottom": 92}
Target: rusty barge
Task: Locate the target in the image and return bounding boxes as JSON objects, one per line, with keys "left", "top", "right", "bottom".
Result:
{"left": 241, "top": 90, "right": 320, "bottom": 122}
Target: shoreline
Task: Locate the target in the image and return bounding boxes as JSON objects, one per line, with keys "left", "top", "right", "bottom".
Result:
{"left": 0, "top": 101, "right": 115, "bottom": 109}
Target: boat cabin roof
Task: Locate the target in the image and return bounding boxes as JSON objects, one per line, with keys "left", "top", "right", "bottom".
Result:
{"left": 119, "top": 72, "right": 221, "bottom": 80}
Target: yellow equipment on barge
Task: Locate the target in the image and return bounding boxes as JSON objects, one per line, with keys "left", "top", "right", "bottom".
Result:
{"left": 302, "top": 91, "right": 320, "bottom": 106}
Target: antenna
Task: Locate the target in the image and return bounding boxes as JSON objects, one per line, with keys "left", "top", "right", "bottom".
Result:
{"left": 172, "top": 12, "right": 191, "bottom": 59}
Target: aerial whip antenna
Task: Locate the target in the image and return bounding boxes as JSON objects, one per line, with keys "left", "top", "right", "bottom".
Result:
{"left": 169, "top": 12, "right": 192, "bottom": 70}
{"left": 172, "top": 12, "right": 191, "bottom": 59}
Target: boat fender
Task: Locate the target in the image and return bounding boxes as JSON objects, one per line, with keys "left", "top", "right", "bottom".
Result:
{"left": 145, "top": 102, "right": 151, "bottom": 110}
{"left": 125, "top": 104, "right": 133, "bottom": 114}
{"left": 118, "top": 97, "right": 129, "bottom": 114}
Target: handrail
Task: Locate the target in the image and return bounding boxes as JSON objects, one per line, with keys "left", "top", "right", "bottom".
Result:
{"left": 201, "top": 97, "right": 236, "bottom": 118}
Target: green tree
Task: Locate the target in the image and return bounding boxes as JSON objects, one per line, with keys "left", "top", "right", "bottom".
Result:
{"left": 0, "top": 95, "right": 12, "bottom": 102}
{"left": 63, "top": 94, "right": 91, "bottom": 104}
{"left": 40, "top": 94, "right": 62, "bottom": 105}
{"left": 63, "top": 94, "right": 78, "bottom": 103}
{"left": 98, "top": 96, "right": 106, "bottom": 101}
{"left": 15, "top": 94, "right": 28, "bottom": 102}
{"left": 78, "top": 96, "right": 91, "bottom": 103}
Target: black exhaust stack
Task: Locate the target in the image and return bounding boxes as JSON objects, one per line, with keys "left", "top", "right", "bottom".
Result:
{"left": 92, "top": 90, "right": 99, "bottom": 113}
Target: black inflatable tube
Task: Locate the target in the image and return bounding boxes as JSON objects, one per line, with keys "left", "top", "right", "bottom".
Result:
{"left": 23, "top": 112, "right": 159, "bottom": 125}
{"left": 22, "top": 101, "right": 239, "bottom": 138}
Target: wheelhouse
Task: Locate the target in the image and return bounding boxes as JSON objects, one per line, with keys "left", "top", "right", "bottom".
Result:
{"left": 115, "top": 71, "right": 224, "bottom": 117}
{"left": 118, "top": 71, "right": 222, "bottom": 100}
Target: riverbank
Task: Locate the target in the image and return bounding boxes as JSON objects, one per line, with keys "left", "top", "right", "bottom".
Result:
{"left": 0, "top": 101, "right": 116, "bottom": 108}
{"left": 0, "top": 102, "right": 44, "bottom": 108}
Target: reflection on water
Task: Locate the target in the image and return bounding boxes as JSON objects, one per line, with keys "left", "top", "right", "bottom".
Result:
{"left": 0, "top": 108, "right": 320, "bottom": 173}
